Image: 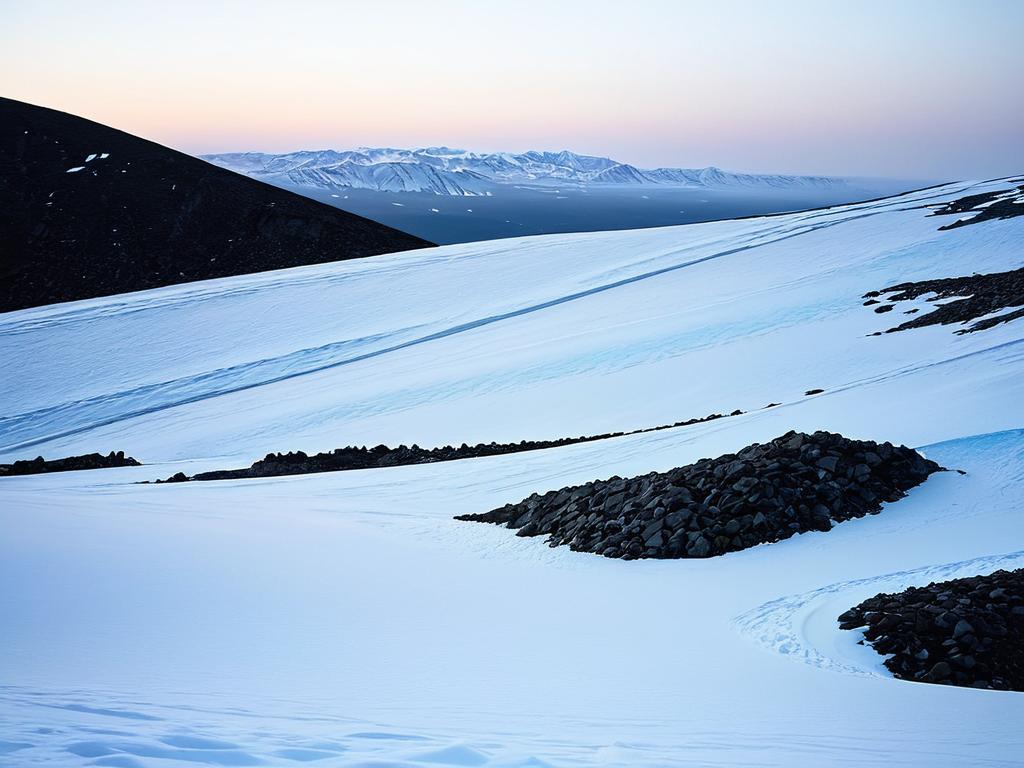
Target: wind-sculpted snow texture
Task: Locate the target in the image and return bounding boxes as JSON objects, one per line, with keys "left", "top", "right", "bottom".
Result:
{"left": 457, "top": 431, "right": 941, "bottom": 559}
{"left": 1, "top": 178, "right": 1024, "bottom": 766}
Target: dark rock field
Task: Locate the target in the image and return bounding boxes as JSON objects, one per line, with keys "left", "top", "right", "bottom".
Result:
{"left": 154, "top": 411, "right": 744, "bottom": 483}
{"left": 0, "top": 451, "right": 140, "bottom": 476}
{"left": 455, "top": 430, "right": 942, "bottom": 559}
{"left": 865, "top": 265, "right": 1024, "bottom": 335}
{"left": 839, "top": 569, "right": 1024, "bottom": 691}
{"left": 928, "top": 183, "right": 1024, "bottom": 231}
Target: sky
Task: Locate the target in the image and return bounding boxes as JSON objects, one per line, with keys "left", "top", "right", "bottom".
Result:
{"left": 2, "top": 0, "right": 1022, "bottom": 179}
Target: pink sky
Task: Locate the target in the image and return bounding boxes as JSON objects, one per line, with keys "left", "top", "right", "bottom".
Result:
{"left": 2, "top": 0, "right": 1022, "bottom": 178}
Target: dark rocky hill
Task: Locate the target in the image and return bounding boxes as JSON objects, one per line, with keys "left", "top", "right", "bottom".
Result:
{"left": 0, "top": 98, "right": 432, "bottom": 313}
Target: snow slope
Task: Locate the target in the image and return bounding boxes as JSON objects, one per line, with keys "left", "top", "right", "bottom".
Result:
{"left": 202, "top": 147, "right": 846, "bottom": 195}
{"left": 2, "top": 178, "right": 1024, "bottom": 766}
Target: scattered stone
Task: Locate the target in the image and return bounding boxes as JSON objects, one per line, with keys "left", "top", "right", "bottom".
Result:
{"left": 928, "top": 184, "right": 1024, "bottom": 231}
{"left": 839, "top": 569, "right": 1024, "bottom": 692}
{"left": 456, "top": 430, "right": 943, "bottom": 560}
{"left": 865, "top": 266, "right": 1024, "bottom": 335}
{"left": 153, "top": 410, "right": 745, "bottom": 483}
{"left": 0, "top": 451, "right": 140, "bottom": 477}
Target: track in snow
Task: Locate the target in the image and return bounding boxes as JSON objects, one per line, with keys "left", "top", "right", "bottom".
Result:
{"left": 0, "top": 182, "right": 995, "bottom": 456}
{"left": 736, "top": 548, "right": 1024, "bottom": 677}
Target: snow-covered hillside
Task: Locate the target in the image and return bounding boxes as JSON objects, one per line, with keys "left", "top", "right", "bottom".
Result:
{"left": 202, "top": 147, "right": 847, "bottom": 195}
{"left": 1, "top": 178, "right": 1023, "bottom": 766}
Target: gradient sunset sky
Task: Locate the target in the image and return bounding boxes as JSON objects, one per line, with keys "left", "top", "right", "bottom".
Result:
{"left": 2, "top": 0, "right": 1021, "bottom": 179}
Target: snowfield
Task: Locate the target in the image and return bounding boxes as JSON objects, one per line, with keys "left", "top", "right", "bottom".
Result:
{"left": 1, "top": 178, "right": 1023, "bottom": 766}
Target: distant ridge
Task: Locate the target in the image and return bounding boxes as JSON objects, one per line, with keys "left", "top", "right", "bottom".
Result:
{"left": 0, "top": 98, "right": 432, "bottom": 313}
{"left": 203, "top": 146, "right": 848, "bottom": 197}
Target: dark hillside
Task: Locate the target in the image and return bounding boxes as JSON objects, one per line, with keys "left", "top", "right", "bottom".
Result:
{"left": 0, "top": 98, "right": 432, "bottom": 313}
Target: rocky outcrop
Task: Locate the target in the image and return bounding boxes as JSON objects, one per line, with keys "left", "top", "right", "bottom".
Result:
{"left": 153, "top": 411, "right": 744, "bottom": 483}
{"left": 865, "top": 266, "right": 1024, "bottom": 335}
{"left": 928, "top": 183, "right": 1024, "bottom": 230}
{"left": 0, "top": 451, "right": 140, "bottom": 476}
{"left": 839, "top": 569, "right": 1024, "bottom": 691}
{"left": 455, "top": 431, "right": 942, "bottom": 559}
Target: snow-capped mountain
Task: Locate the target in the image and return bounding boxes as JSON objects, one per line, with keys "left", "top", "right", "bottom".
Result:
{"left": 202, "top": 147, "right": 847, "bottom": 196}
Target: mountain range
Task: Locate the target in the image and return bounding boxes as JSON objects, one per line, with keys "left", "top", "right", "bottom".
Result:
{"left": 202, "top": 147, "right": 849, "bottom": 196}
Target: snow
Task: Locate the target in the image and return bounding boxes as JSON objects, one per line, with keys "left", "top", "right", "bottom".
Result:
{"left": 85, "top": 154, "right": 97, "bottom": 162}
{"left": 1, "top": 178, "right": 1023, "bottom": 766}
{"left": 65, "top": 166, "right": 84, "bottom": 173}
{"left": 201, "top": 147, "right": 849, "bottom": 196}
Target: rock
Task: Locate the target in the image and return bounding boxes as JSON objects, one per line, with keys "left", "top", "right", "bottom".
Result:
{"left": 157, "top": 409, "right": 746, "bottom": 483}
{"left": 687, "top": 536, "right": 711, "bottom": 558}
{"left": 1, "top": 451, "right": 142, "bottom": 477}
{"left": 837, "top": 568, "right": 1024, "bottom": 692}
{"left": 868, "top": 262, "right": 1024, "bottom": 335}
{"left": 952, "top": 619, "right": 975, "bottom": 640}
{"left": 925, "top": 661, "right": 951, "bottom": 681}
{"left": 641, "top": 519, "right": 664, "bottom": 546}
{"left": 457, "top": 430, "right": 942, "bottom": 561}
